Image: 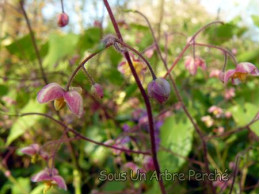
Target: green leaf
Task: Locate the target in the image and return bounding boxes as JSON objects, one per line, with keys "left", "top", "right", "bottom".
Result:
{"left": 158, "top": 113, "right": 194, "bottom": 173}
{"left": 11, "top": 177, "right": 30, "bottom": 194}
{"left": 229, "top": 103, "right": 259, "bottom": 135}
{"left": 5, "top": 34, "right": 46, "bottom": 61}
{"left": 0, "top": 85, "right": 8, "bottom": 96}
{"left": 43, "top": 33, "right": 79, "bottom": 67}
{"left": 77, "top": 28, "right": 101, "bottom": 51}
{"left": 6, "top": 100, "right": 46, "bottom": 145}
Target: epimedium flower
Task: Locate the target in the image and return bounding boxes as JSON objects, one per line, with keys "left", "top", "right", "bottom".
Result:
{"left": 208, "top": 106, "right": 223, "bottom": 118}
{"left": 91, "top": 83, "right": 104, "bottom": 99}
{"left": 220, "top": 62, "right": 259, "bottom": 85}
{"left": 201, "top": 115, "right": 214, "bottom": 128}
{"left": 184, "top": 56, "right": 206, "bottom": 75}
{"left": 20, "top": 144, "right": 48, "bottom": 163}
{"left": 37, "top": 83, "right": 83, "bottom": 117}
{"left": 57, "top": 13, "right": 69, "bottom": 27}
{"left": 147, "top": 78, "right": 171, "bottom": 104}
{"left": 224, "top": 88, "right": 235, "bottom": 100}
{"left": 118, "top": 53, "right": 147, "bottom": 81}
{"left": 31, "top": 168, "right": 67, "bottom": 193}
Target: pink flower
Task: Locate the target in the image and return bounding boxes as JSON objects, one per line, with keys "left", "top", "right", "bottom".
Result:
{"left": 143, "top": 156, "right": 155, "bottom": 172}
{"left": 31, "top": 168, "right": 67, "bottom": 192}
{"left": 208, "top": 106, "right": 223, "bottom": 118}
{"left": 213, "top": 126, "right": 224, "bottom": 134}
{"left": 220, "top": 62, "right": 259, "bottom": 85}
{"left": 91, "top": 83, "right": 104, "bottom": 99}
{"left": 57, "top": 13, "right": 69, "bottom": 27}
{"left": 225, "top": 111, "right": 232, "bottom": 118}
{"left": 144, "top": 44, "right": 156, "bottom": 58}
{"left": 201, "top": 115, "right": 214, "bottom": 127}
{"left": 147, "top": 78, "right": 171, "bottom": 104}
{"left": 184, "top": 56, "right": 206, "bottom": 75}
{"left": 20, "top": 144, "right": 48, "bottom": 162}
{"left": 224, "top": 88, "right": 235, "bottom": 100}
{"left": 209, "top": 69, "right": 221, "bottom": 78}
{"left": 37, "top": 83, "right": 83, "bottom": 117}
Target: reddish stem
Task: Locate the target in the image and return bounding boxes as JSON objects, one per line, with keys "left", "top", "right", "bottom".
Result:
{"left": 103, "top": 0, "right": 166, "bottom": 193}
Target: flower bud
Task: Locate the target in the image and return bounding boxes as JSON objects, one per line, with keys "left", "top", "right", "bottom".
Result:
{"left": 57, "top": 13, "right": 69, "bottom": 27}
{"left": 147, "top": 78, "right": 171, "bottom": 104}
{"left": 91, "top": 83, "right": 104, "bottom": 99}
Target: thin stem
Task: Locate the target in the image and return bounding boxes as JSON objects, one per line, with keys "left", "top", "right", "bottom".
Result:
{"left": 103, "top": 0, "right": 166, "bottom": 193}
{"left": 115, "top": 40, "right": 157, "bottom": 79}
{"left": 60, "top": 0, "right": 64, "bottom": 13}
{"left": 66, "top": 44, "right": 111, "bottom": 91}
{"left": 19, "top": 1, "right": 48, "bottom": 85}
{"left": 15, "top": 112, "right": 151, "bottom": 155}
{"left": 132, "top": 10, "right": 167, "bottom": 69}
{"left": 82, "top": 66, "right": 95, "bottom": 85}
{"left": 194, "top": 42, "right": 238, "bottom": 66}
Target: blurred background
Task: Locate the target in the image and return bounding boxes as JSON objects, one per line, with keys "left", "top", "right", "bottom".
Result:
{"left": 0, "top": 0, "right": 259, "bottom": 194}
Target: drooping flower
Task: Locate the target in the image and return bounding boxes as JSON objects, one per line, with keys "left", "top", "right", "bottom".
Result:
{"left": 91, "top": 83, "right": 104, "bottom": 99}
{"left": 184, "top": 56, "right": 206, "bottom": 75}
{"left": 20, "top": 144, "right": 48, "bottom": 162}
{"left": 118, "top": 54, "right": 147, "bottom": 81}
{"left": 201, "top": 115, "right": 214, "bottom": 127}
{"left": 147, "top": 78, "right": 171, "bottom": 104}
{"left": 208, "top": 106, "right": 223, "bottom": 118}
{"left": 31, "top": 168, "right": 67, "bottom": 193}
{"left": 37, "top": 83, "right": 83, "bottom": 117}
{"left": 220, "top": 62, "right": 259, "bottom": 85}
{"left": 57, "top": 13, "right": 69, "bottom": 27}
{"left": 224, "top": 88, "right": 235, "bottom": 100}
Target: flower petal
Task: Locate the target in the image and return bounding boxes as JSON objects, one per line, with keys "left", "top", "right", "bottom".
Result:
{"left": 64, "top": 90, "right": 83, "bottom": 117}
{"left": 31, "top": 169, "right": 51, "bottom": 182}
{"left": 235, "top": 62, "right": 259, "bottom": 75}
{"left": 52, "top": 175, "right": 67, "bottom": 190}
{"left": 20, "top": 144, "right": 40, "bottom": 156}
{"left": 220, "top": 69, "right": 236, "bottom": 83}
{"left": 37, "top": 83, "right": 64, "bottom": 103}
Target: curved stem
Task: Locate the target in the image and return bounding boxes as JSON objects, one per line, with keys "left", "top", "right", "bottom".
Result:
{"left": 103, "top": 0, "right": 166, "bottom": 193}
{"left": 19, "top": 1, "right": 48, "bottom": 84}
{"left": 65, "top": 44, "right": 111, "bottom": 91}
{"left": 163, "top": 21, "right": 224, "bottom": 78}
{"left": 194, "top": 42, "right": 238, "bottom": 67}
{"left": 115, "top": 40, "right": 157, "bottom": 79}
{"left": 191, "top": 21, "right": 224, "bottom": 41}
{"left": 16, "top": 112, "right": 151, "bottom": 155}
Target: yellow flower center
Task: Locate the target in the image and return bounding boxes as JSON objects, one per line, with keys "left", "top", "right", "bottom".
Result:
{"left": 43, "top": 181, "right": 54, "bottom": 194}
{"left": 232, "top": 72, "right": 248, "bottom": 82}
{"left": 54, "top": 98, "right": 66, "bottom": 111}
